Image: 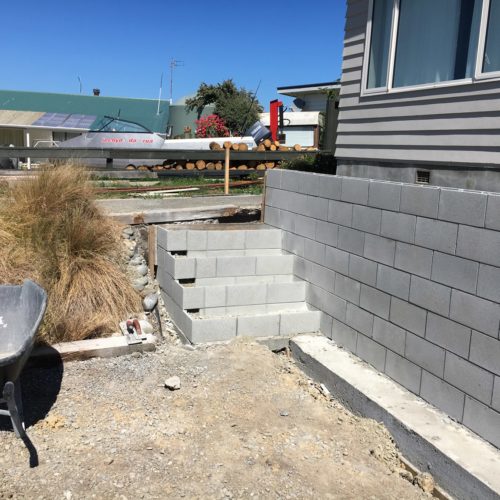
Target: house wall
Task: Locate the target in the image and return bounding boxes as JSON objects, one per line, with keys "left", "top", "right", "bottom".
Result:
{"left": 264, "top": 168, "right": 500, "bottom": 449}
{"left": 336, "top": 0, "right": 500, "bottom": 171}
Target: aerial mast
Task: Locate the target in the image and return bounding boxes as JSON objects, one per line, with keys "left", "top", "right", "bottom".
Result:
{"left": 169, "top": 59, "right": 184, "bottom": 104}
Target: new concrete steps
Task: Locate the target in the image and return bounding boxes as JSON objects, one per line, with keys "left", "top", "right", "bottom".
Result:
{"left": 157, "top": 224, "right": 320, "bottom": 343}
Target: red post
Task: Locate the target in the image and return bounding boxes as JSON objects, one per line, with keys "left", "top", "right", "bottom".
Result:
{"left": 269, "top": 99, "right": 283, "bottom": 142}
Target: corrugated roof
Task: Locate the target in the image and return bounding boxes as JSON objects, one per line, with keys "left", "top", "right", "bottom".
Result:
{"left": 0, "top": 89, "right": 170, "bottom": 133}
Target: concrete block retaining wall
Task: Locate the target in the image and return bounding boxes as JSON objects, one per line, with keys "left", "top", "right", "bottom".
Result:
{"left": 265, "top": 169, "right": 500, "bottom": 449}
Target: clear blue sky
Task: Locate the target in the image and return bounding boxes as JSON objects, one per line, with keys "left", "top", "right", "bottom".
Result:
{"left": 3, "top": 0, "right": 347, "bottom": 110}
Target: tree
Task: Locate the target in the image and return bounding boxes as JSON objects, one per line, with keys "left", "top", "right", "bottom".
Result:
{"left": 185, "top": 79, "right": 263, "bottom": 136}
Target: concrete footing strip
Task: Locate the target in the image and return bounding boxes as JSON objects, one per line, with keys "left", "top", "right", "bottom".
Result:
{"left": 290, "top": 334, "right": 500, "bottom": 500}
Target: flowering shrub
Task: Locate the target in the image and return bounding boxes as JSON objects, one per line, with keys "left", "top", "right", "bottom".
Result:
{"left": 195, "top": 114, "right": 230, "bottom": 138}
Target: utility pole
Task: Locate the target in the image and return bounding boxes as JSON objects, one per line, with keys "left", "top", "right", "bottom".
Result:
{"left": 169, "top": 59, "right": 184, "bottom": 104}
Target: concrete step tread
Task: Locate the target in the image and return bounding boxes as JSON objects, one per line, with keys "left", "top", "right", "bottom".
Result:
{"left": 195, "top": 302, "right": 314, "bottom": 318}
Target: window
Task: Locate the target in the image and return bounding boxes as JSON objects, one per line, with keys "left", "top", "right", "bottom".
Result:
{"left": 363, "top": 0, "right": 500, "bottom": 93}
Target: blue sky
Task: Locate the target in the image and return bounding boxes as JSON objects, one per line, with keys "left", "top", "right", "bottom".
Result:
{"left": 3, "top": 0, "right": 346, "bottom": 110}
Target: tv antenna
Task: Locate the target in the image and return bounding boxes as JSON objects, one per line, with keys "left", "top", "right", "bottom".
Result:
{"left": 169, "top": 59, "right": 184, "bottom": 104}
{"left": 77, "top": 76, "right": 83, "bottom": 94}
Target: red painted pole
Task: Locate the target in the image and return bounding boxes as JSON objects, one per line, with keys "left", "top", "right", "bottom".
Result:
{"left": 269, "top": 99, "right": 283, "bottom": 142}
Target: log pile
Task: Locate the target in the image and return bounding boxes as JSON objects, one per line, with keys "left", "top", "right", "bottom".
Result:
{"left": 124, "top": 140, "right": 316, "bottom": 172}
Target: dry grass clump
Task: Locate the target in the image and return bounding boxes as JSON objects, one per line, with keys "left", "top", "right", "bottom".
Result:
{"left": 0, "top": 164, "right": 141, "bottom": 343}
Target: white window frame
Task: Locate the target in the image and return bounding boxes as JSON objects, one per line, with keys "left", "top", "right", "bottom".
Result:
{"left": 361, "top": 0, "right": 500, "bottom": 96}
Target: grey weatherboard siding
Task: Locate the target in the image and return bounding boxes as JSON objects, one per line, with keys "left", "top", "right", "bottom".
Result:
{"left": 265, "top": 169, "right": 500, "bottom": 449}
{"left": 337, "top": 0, "right": 500, "bottom": 167}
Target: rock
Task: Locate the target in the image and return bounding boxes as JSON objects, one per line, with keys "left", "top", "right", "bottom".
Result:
{"left": 397, "top": 468, "right": 414, "bottom": 483}
{"left": 136, "top": 264, "right": 148, "bottom": 276}
{"left": 142, "top": 293, "right": 158, "bottom": 311}
{"left": 139, "top": 319, "right": 154, "bottom": 335}
{"left": 130, "top": 257, "right": 143, "bottom": 266}
{"left": 133, "top": 276, "right": 149, "bottom": 287}
{"left": 123, "top": 227, "right": 134, "bottom": 236}
{"left": 279, "top": 410, "right": 289, "bottom": 417}
{"left": 414, "top": 472, "right": 434, "bottom": 493}
{"left": 133, "top": 283, "right": 145, "bottom": 292}
{"left": 164, "top": 376, "right": 181, "bottom": 391}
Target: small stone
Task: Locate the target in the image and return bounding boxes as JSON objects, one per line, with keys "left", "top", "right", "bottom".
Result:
{"left": 139, "top": 320, "right": 154, "bottom": 335}
{"left": 105, "top": 458, "right": 114, "bottom": 465}
{"left": 133, "top": 283, "right": 145, "bottom": 292}
{"left": 142, "top": 293, "right": 158, "bottom": 312}
{"left": 123, "top": 227, "right": 134, "bottom": 236}
{"left": 164, "top": 376, "right": 181, "bottom": 390}
{"left": 414, "top": 472, "right": 435, "bottom": 493}
{"left": 130, "top": 257, "right": 143, "bottom": 266}
{"left": 279, "top": 410, "right": 289, "bottom": 417}
{"left": 397, "top": 468, "right": 414, "bottom": 483}
{"left": 136, "top": 264, "right": 148, "bottom": 277}
{"left": 133, "top": 276, "right": 149, "bottom": 287}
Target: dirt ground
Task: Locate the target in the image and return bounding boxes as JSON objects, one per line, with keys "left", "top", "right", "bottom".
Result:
{"left": 0, "top": 340, "right": 430, "bottom": 499}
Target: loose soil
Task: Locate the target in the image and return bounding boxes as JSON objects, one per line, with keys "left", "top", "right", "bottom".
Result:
{"left": 0, "top": 340, "right": 429, "bottom": 499}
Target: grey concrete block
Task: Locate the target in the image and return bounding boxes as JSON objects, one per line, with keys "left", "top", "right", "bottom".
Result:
{"left": 345, "top": 303, "right": 374, "bottom": 337}
{"left": 363, "top": 234, "right": 395, "bottom": 266}
{"left": 334, "top": 274, "right": 361, "bottom": 305}
{"left": 328, "top": 200, "right": 353, "bottom": 227}
{"left": 415, "top": 218, "right": 458, "bottom": 254}
{"left": 373, "top": 317, "right": 406, "bottom": 355}
{"left": 381, "top": 211, "right": 416, "bottom": 244}
{"left": 279, "top": 209, "right": 295, "bottom": 233}
{"left": 469, "top": 331, "right": 500, "bottom": 377}
{"left": 445, "top": 352, "right": 494, "bottom": 404}
{"left": 317, "top": 175, "right": 342, "bottom": 200}
{"left": 195, "top": 257, "right": 217, "bottom": 278}
{"left": 237, "top": 313, "right": 280, "bottom": 337}
{"left": 477, "top": 264, "right": 500, "bottom": 303}
{"left": 405, "top": 332, "right": 446, "bottom": 378}
{"left": 296, "top": 171, "right": 321, "bottom": 197}
{"left": 207, "top": 230, "right": 245, "bottom": 250}
{"left": 316, "top": 221, "right": 339, "bottom": 248}
{"left": 420, "top": 371, "right": 465, "bottom": 422}
{"left": 256, "top": 255, "right": 294, "bottom": 275}
{"left": 264, "top": 206, "right": 280, "bottom": 228}
{"left": 217, "top": 256, "right": 256, "bottom": 277}
{"left": 352, "top": 205, "right": 382, "bottom": 235}
{"left": 341, "top": 177, "right": 370, "bottom": 205}
{"left": 305, "top": 195, "right": 329, "bottom": 221}
{"left": 450, "top": 289, "right": 500, "bottom": 338}
{"left": 245, "top": 229, "right": 282, "bottom": 249}
{"left": 409, "top": 276, "right": 451, "bottom": 317}
{"left": 320, "top": 313, "right": 333, "bottom": 336}
{"left": 281, "top": 170, "right": 301, "bottom": 192}
{"left": 265, "top": 169, "right": 281, "bottom": 189}
{"left": 400, "top": 184, "right": 440, "bottom": 219}
{"left": 394, "top": 242, "right": 433, "bottom": 279}
{"left": 360, "top": 285, "right": 391, "bottom": 319}
{"left": 181, "top": 286, "right": 205, "bottom": 309}
{"left": 438, "top": 188, "right": 487, "bottom": 227}
{"left": 457, "top": 225, "right": 500, "bottom": 268}
{"left": 293, "top": 256, "right": 310, "bottom": 281}
{"left": 376, "top": 265, "right": 410, "bottom": 301}
{"left": 293, "top": 214, "right": 317, "bottom": 240}
{"left": 425, "top": 313, "right": 471, "bottom": 358}
{"left": 187, "top": 231, "right": 207, "bottom": 251}
{"left": 348, "top": 255, "right": 377, "bottom": 287}
{"left": 356, "top": 334, "right": 387, "bottom": 371}
{"left": 325, "top": 247, "right": 350, "bottom": 275}
{"left": 267, "top": 281, "right": 306, "bottom": 303}
{"left": 493, "top": 378, "right": 500, "bottom": 412}
{"left": 190, "top": 317, "right": 237, "bottom": 343}
{"left": 368, "top": 181, "right": 401, "bottom": 211}
{"left": 283, "top": 232, "right": 305, "bottom": 258}
{"left": 431, "top": 252, "right": 479, "bottom": 294}
{"left": 160, "top": 229, "right": 187, "bottom": 251}
{"left": 226, "top": 284, "right": 266, "bottom": 307}
{"left": 204, "top": 285, "right": 226, "bottom": 308}
{"left": 304, "top": 239, "right": 326, "bottom": 266}
{"left": 485, "top": 193, "right": 500, "bottom": 231}
{"left": 463, "top": 397, "right": 500, "bottom": 448}
{"left": 307, "top": 284, "right": 347, "bottom": 322}
{"left": 309, "top": 262, "right": 335, "bottom": 293}
{"left": 172, "top": 257, "right": 196, "bottom": 279}
{"left": 385, "top": 351, "right": 421, "bottom": 394}
{"left": 338, "top": 227, "right": 365, "bottom": 256}
{"left": 279, "top": 310, "right": 321, "bottom": 335}
{"left": 330, "top": 318, "right": 358, "bottom": 352}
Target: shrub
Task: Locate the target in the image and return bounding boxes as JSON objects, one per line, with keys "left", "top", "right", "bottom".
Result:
{"left": 0, "top": 164, "right": 141, "bottom": 343}
{"left": 195, "top": 114, "right": 230, "bottom": 138}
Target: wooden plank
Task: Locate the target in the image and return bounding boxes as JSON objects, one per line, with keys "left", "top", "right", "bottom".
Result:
{"left": 148, "top": 225, "right": 157, "bottom": 274}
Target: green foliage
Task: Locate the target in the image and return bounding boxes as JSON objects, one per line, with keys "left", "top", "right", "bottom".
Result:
{"left": 280, "top": 154, "right": 337, "bottom": 174}
{"left": 186, "top": 79, "right": 263, "bottom": 135}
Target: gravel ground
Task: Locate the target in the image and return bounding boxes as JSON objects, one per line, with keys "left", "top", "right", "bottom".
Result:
{"left": 0, "top": 339, "right": 432, "bottom": 499}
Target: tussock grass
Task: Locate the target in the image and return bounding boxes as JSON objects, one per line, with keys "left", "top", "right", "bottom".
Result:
{"left": 0, "top": 164, "right": 141, "bottom": 343}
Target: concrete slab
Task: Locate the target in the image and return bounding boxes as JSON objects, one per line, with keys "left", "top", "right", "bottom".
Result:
{"left": 290, "top": 334, "right": 500, "bottom": 500}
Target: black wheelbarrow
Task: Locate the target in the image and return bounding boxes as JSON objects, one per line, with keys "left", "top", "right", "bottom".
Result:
{"left": 0, "top": 280, "right": 47, "bottom": 438}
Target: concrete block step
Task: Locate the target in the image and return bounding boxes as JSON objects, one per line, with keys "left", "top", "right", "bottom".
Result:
{"left": 158, "top": 225, "right": 282, "bottom": 252}
{"left": 197, "top": 302, "right": 310, "bottom": 318}
{"left": 159, "top": 248, "right": 294, "bottom": 280}
{"left": 188, "top": 249, "right": 283, "bottom": 257}
{"left": 195, "top": 275, "right": 296, "bottom": 286}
